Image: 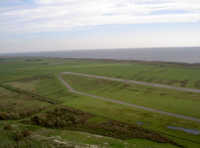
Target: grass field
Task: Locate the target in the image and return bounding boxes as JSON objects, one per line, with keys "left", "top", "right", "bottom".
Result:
{"left": 62, "top": 74, "right": 200, "bottom": 118}
{"left": 1, "top": 57, "right": 200, "bottom": 147}
{"left": 2, "top": 58, "right": 200, "bottom": 89}
{"left": 62, "top": 61, "right": 200, "bottom": 89}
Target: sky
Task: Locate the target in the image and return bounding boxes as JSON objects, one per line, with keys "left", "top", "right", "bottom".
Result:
{"left": 0, "top": 0, "right": 200, "bottom": 53}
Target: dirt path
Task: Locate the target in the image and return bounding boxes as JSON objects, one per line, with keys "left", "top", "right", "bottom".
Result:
{"left": 58, "top": 73, "right": 200, "bottom": 123}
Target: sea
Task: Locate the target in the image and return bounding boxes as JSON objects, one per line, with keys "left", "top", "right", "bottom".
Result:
{"left": 1, "top": 47, "right": 200, "bottom": 64}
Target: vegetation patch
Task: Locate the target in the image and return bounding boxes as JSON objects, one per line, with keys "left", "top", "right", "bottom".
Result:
{"left": 14, "top": 75, "right": 53, "bottom": 83}
{"left": 30, "top": 106, "right": 92, "bottom": 128}
{"left": 29, "top": 106, "right": 182, "bottom": 147}
{"left": 0, "top": 87, "right": 51, "bottom": 120}
{"left": 0, "top": 123, "right": 51, "bottom": 148}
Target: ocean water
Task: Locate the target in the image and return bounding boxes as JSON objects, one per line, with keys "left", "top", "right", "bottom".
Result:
{"left": 2, "top": 47, "right": 200, "bottom": 63}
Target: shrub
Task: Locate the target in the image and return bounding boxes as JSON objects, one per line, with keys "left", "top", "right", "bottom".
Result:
{"left": 13, "top": 131, "right": 24, "bottom": 142}
{"left": 0, "top": 112, "right": 10, "bottom": 120}
{"left": 4, "top": 124, "right": 13, "bottom": 130}
{"left": 0, "top": 112, "right": 21, "bottom": 120}
{"left": 13, "top": 130, "right": 32, "bottom": 142}
{"left": 22, "top": 130, "right": 32, "bottom": 137}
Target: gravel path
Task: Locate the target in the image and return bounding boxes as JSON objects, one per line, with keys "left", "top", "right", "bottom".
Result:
{"left": 58, "top": 72, "right": 200, "bottom": 123}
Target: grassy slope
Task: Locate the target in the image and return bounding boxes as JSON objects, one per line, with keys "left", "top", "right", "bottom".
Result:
{"left": 7, "top": 74, "right": 75, "bottom": 103}
{"left": 63, "top": 74, "right": 200, "bottom": 118}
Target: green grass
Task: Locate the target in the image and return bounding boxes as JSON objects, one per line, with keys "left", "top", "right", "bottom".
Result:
{"left": 63, "top": 74, "right": 200, "bottom": 118}
{"left": 63, "top": 62, "right": 200, "bottom": 89}
{"left": 0, "top": 87, "right": 51, "bottom": 120}
{"left": 29, "top": 105, "right": 179, "bottom": 145}
{"left": 8, "top": 80, "right": 40, "bottom": 92}
{"left": 35, "top": 75, "right": 72, "bottom": 102}
{"left": 2, "top": 58, "right": 200, "bottom": 89}
{"left": 1, "top": 57, "right": 200, "bottom": 147}
{"left": 5, "top": 74, "right": 196, "bottom": 147}
{"left": 7, "top": 74, "right": 74, "bottom": 103}
{"left": 87, "top": 116, "right": 107, "bottom": 124}
{"left": 63, "top": 94, "right": 200, "bottom": 148}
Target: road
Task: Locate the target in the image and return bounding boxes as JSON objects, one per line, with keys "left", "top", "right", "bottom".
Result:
{"left": 58, "top": 72, "right": 200, "bottom": 123}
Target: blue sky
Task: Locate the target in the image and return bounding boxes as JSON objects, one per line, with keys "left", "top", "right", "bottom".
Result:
{"left": 0, "top": 0, "right": 200, "bottom": 53}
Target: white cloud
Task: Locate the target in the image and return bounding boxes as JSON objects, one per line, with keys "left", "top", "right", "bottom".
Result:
{"left": 0, "top": 0, "right": 200, "bottom": 33}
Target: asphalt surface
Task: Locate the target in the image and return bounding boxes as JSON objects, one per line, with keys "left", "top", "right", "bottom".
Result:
{"left": 58, "top": 72, "right": 200, "bottom": 123}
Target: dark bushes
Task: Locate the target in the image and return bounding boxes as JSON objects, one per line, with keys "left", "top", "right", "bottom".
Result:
{"left": 4, "top": 124, "right": 13, "bottom": 130}
{"left": 31, "top": 106, "right": 91, "bottom": 128}
{"left": 0, "top": 112, "right": 20, "bottom": 120}
{"left": 0, "top": 108, "right": 44, "bottom": 120}
{"left": 13, "top": 130, "right": 32, "bottom": 142}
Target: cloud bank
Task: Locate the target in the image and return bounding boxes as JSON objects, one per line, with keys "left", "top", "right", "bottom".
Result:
{"left": 0, "top": 0, "right": 200, "bottom": 33}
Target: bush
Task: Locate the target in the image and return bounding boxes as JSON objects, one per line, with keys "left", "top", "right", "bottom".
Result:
{"left": 22, "top": 130, "right": 32, "bottom": 137}
{"left": 31, "top": 106, "right": 91, "bottom": 128}
{"left": 13, "top": 130, "right": 32, "bottom": 142}
{"left": 13, "top": 131, "right": 24, "bottom": 142}
{"left": 0, "top": 112, "right": 10, "bottom": 120}
{"left": 4, "top": 124, "right": 13, "bottom": 130}
{"left": 0, "top": 112, "right": 21, "bottom": 120}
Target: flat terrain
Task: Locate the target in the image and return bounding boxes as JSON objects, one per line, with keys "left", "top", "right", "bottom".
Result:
{"left": 59, "top": 73, "right": 200, "bottom": 122}
{"left": 62, "top": 72, "right": 200, "bottom": 93}
{"left": 61, "top": 72, "right": 200, "bottom": 119}
{"left": 0, "top": 57, "right": 200, "bottom": 148}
